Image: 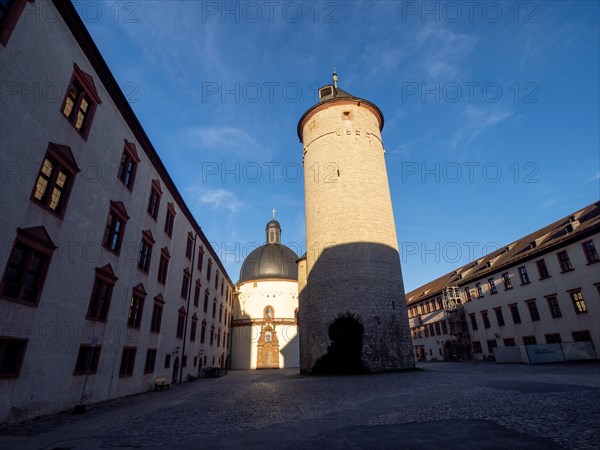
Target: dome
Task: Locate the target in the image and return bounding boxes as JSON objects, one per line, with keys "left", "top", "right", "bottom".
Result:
{"left": 239, "top": 243, "right": 298, "bottom": 283}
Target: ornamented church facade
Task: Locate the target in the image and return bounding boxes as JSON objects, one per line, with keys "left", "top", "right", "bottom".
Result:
{"left": 230, "top": 219, "right": 300, "bottom": 369}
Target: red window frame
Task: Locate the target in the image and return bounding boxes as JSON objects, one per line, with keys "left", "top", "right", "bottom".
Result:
{"left": 102, "top": 201, "right": 129, "bottom": 255}
{"left": 157, "top": 247, "right": 170, "bottom": 285}
{"left": 30, "top": 143, "right": 80, "bottom": 219}
{"left": 127, "top": 283, "right": 147, "bottom": 329}
{"left": 147, "top": 179, "right": 162, "bottom": 220}
{"left": 86, "top": 264, "right": 118, "bottom": 322}
{"left": 60, "top": 64, "right": 102, "bottom": 140}
{"left": 0, "top": 0, "right": 33, "bottom": 47}
{"left": 117, "top": 139, "right": 140, "bottom": 190}
{"left": 0, "top": 337, "right": 28, "bottom": 378}
{"left": 150, "top": 294, "right": 164, "bottom": 333}
{"left": 0, "top": 226, "right": 56, "bottom": 307}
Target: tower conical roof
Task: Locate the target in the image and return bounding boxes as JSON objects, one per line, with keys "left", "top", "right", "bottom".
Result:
{"left": 297, "top": 84, "right": 384, "bottom": 141}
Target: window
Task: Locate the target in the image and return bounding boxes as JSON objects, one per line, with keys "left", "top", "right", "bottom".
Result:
{"left": 0, "top": 337, "right": 28, "bottom": 378}
{"left": 150, "top": 294, "right": 164, "bottom": 333}
{"left": 545, "top": 334, "right": 562, "bottom": 344}
{"left": 0, "top": 0, "right": 30, "bottom": 46}
{"left": 127, "top": 284, "right": 146, "bottom": 329}
{"left": 119, "top": 347, "right": 136, "bottom": 377}
{"left": 475, "top": 283, "right": 483, "bottom": 298}
{"left": 518, "top": 266, "right": 530, "bottom": 285}
{"left": 200, "top": 320, "right": 207, "bottom": 343}
{"left": 572, "top": 330, "right": 592, "bottom": 342}
{"left": 203, "top": 289, "right": 209, "bottom": 313}
{"left": 117, "top": 139, "right": 139, "bottom": 190}
{"left": 488, "top": 278, "right": 497, "bottom": 295}
{"left": 157, "top": 248, "right": 170, "bottom": 285}
{"left": 472, "top": 341, "right": 482, "bottom": 354}
{"left": 147, "top": 180, "right": 162, "bottom": 220}
{"left": 194, "top": 280, "right": 201, "bottom": 307}
{"left": 546, "top": 295, "right": 562, "bottom": 318}
{"left": 557, "top": 251, "right": 573, "bottom": 272}
{"left": 221, "top": 279, "right": 225, "bottom": 297}
{"left": 486, "top": 339, "right": 497, "bottom": 353}
{"left": 481, "top": 311, "right": 490, "bottom": 329}
{"left": 464, "top": 287, "right": 472, "bottom": 302}
{"left": 210, "top": 325, "right": 215, "bottom": 345}
{"left": 181, "top": 268, "right": 191, "bottom": 299}
{"left": 219, "top": 304, "right": 223, "bottom": 323}
{"left": 144, "top": 349, "right": 157, "bottom": 373}
{"left": 197, "top": 246, "right": 205, "bottom": 272}
{"left": 494, "top": 307, "right": 505, "bottom": 327}
{"left": 164, "top": 203, "right": 176, "bottom": 237}
{"left": 441, "top": 321, "right": 448, "bottom": 334}
{"left": 207, "top": 259, "right": 213, "bottom": 282}
{"left": 86, "top": 264, "right": 118, "bottom": 322}
{"left": 522, "top": 336, "right": 537, "bottom": 346}
{"left": 469, "top": 313, "right": 478, "bottom": 331}
{"left": 31, "top": 143, "right": 79, "bottom": 218}
{"left": 212, "top": 299, "right": 217, "bottom": 318}
{"left": 502, "top": 272, "right": 513, "bottom": 290}
{"left": 73, "top": 344, "right": 101, "bottom": 375}
{"left": 164, "top": 354, "right": 171, "bottom": 369}
{"left": 102, "top": 201, "right": 129, "bottom": 255}
{"left": 570, "top": 291, "right": 587, "bottom": 314}
{"left": 0, "top": 227, "right": 56, "bottom": 306}
{"left": 61, "top": 64, "right": 101, "bottom": 139}
{"left": 429, "top": 324, "right": 435, "bottom": 336}
{"left": 536, "top": 259, "right": 551, "bottom": 279}
{"left": 190, "top": 315, "right": 198, "bottom": 341}
{"left": 582, "top": 241, "right": 599, "bottom": 264}
{"left": 503, "top": 338, "right": 515, "bottom": 346}
{"left": 214, "top": 271, "right": 219, "bottom": 290}
{"left": 176, "top": 307, "right": 186, "bottom": 339}
{"left": 138, "top": 230, "right": 154, "bottom": 273}
{"left": 509, "top": 304, "right": 521, "bottom": 324}
{"left": 434, "top": 322, "right": 441, "bottom": 335}
{"left": 186, "top": 233, "right": 194, "bottom": 259}
{"left": 527, "top": 300, "right": 540, "bottom": 322}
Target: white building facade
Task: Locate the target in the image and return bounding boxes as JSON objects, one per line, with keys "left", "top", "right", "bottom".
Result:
{"left": 406, "top": 202, "right": 600, "bottom": 364}
{"left": 0, "top": 0, "right": 234, "bottom": 423}
{"left": 231, "top": 219, "right": 299, "bottom": 369}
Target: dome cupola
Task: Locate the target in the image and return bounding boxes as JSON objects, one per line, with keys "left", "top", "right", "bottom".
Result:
{"left": 238, "top": 212, "right": 298, "bottom": 284}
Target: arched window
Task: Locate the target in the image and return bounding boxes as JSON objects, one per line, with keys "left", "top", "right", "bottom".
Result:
{"left": 264, "top": 305, "right": 274, "bottom": 319}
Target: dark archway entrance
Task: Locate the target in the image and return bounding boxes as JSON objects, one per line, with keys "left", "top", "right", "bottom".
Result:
{"left": 312, "top": 312, "right": 365, "bottom": 374}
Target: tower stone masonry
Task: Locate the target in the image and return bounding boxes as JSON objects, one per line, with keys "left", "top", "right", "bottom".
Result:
{"left": 297, "top": 80, "right": 415, "bottom": 373}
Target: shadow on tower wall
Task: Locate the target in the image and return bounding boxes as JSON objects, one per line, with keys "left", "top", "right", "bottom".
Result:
{"left": 298, "top": 242, "right": 415, "bottom": 374}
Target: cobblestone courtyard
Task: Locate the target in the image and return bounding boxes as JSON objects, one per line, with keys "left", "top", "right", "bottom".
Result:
{"left": 1, "top": 362, "right": 599, "bottom": 449}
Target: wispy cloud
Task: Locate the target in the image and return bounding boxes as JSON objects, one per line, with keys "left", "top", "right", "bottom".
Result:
{"left": 444, "top": 105, "right": 513, "bottom": 151}
{"left": 185, "top": 185, "right": 245, "bottom": 213}
{"left": 178, "top": 126, "right": 273, "bottom": 160}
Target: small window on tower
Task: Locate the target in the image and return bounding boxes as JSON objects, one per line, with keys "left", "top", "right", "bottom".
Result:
{"left": 319, "top": 86, "right": 333, "bottom": 99}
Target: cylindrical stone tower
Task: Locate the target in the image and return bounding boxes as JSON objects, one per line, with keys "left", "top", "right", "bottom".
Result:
{"left": 297, "top": 78, "right": 415, "bottom": 373}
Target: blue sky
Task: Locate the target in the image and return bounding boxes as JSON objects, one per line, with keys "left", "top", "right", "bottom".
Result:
{"left": 78, "top": 1, "right": 599, "bottom": 291}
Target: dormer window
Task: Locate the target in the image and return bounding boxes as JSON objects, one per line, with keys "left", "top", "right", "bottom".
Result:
{"left": 319, "top": 86, "right": 333, "bottom": 99}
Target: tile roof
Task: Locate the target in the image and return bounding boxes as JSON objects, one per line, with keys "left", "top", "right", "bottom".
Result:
{"left": 405, "top": 201, "right": 600, "bottom": 304}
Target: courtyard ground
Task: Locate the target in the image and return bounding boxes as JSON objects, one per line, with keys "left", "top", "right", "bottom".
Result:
{"left": 1, "top": 361, "right": 599, "bottom": 449}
